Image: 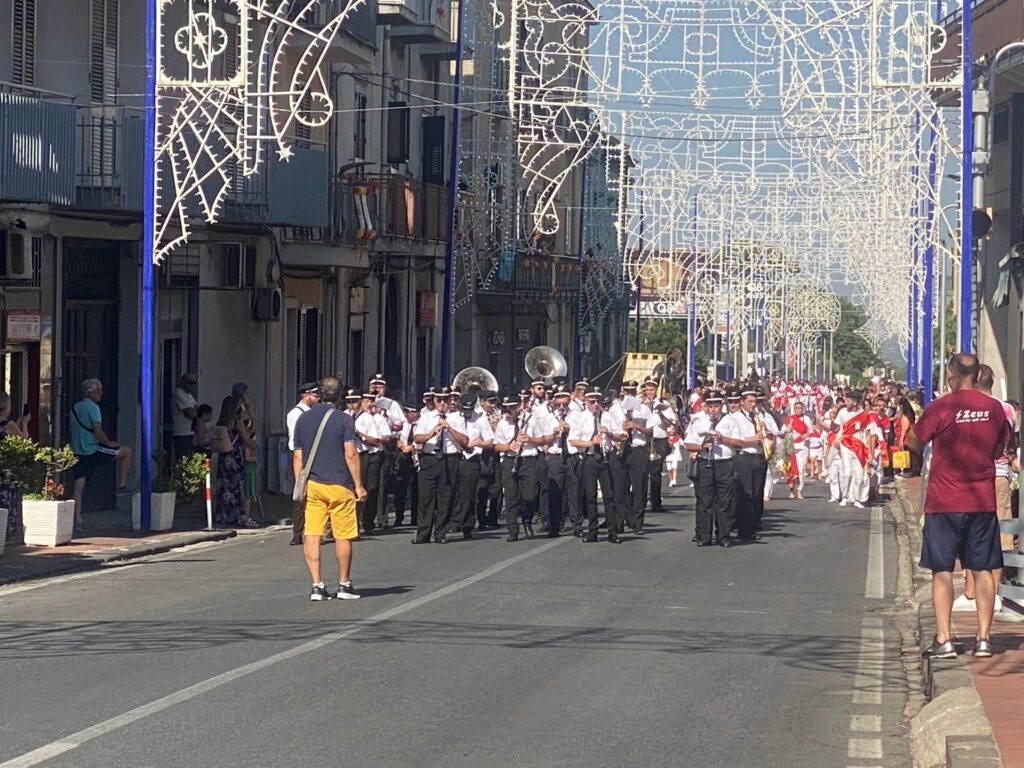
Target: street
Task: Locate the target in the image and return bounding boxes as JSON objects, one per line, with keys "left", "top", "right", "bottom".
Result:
{"left": 0, "top": 483, "right": 909, "bottom": 768}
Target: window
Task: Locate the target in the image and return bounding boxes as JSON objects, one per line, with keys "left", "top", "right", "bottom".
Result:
{"left": 994, "top": 108, "right": 1009, "bottom": 145}
{"left": 220, "top": 243, "right": 256, "bottom": 288}
{"left": 12, "top": 0, "right": 36, "bottom": 87}
{"left": 354, "top": 88, "right": 368, "bottom": 160}
{"left": 297, "top": 307, "right": 322, "bottom": 384}
{"left": 296, "top": 93, "right": 312, "bottom": 147}
{"left": 90, "top": 0, "right": 119, "bottom": 104}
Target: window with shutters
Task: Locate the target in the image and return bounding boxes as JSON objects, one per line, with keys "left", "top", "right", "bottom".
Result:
{"left": 90, "top": 0, "right": 119, "bottom": 104}
{"left": 296, "top": 93, "right": 312, "bottom": 147}
{"left": 12, "top": 0, "right": 36, "bottom": 88}
{"left": 354, "top": 89, "right": 368, "bottom": 161}
{"left": 297, "top": 308, "right": 323, "bottom": 385}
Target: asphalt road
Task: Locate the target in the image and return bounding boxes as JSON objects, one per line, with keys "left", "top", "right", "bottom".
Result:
{"left": 0, "top": 479, "right": 909, "bottom": 768}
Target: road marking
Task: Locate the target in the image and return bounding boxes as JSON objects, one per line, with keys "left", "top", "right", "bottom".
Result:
{"left": 864, "top": 506, "right": 884, "bottom": 599}
{"left": 0, "top": 564, "right": 144, "bottom": 596}
{"left": 847, "top": 738, "right": 883, "bottom": 760}
{"left": 850, "top": 714, "right": 881, "bottom": 732}
{"left": 0, "top": 537, "right": 569, "bottom": 768}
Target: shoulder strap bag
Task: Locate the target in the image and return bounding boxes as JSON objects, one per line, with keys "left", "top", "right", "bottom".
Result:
{"left": 292, "top": 409, "right": 335, "bottom": 503}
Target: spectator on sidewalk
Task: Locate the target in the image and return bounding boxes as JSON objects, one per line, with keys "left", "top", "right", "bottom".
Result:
{"left": 909, "top": 353, "right": 1011, "bottom": 659}
{"left": 293, "top": 377, "right": 367, "bottom": 601}
{"left": 69, "top": 379, "right": 132, "bottom": 529}
{"left": 213, "top": 389, "right": 258, "bottom": 528}
{"left": 171, "top": 373, "right": 198, "bottom": 462}
{"left": 1, "top": 391, "right": 30, "bottom": 540}
{"left": 193, "top": 404, "right": 214, "bottom": 453}
{"left": 287, "top": 382, "right": 320, "bottom": 546}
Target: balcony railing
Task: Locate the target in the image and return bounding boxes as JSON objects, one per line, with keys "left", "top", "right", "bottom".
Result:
{"left": 482, "top": 251, "right": 581, "bottom": 303}
{"left": 331, "top": 173, "right": 449, "bottom": 245}
{"left": 0, "top": 90, "right": 76, "bottom": 205}
{"left": 378, "top": 0, "right": 450, "bottom": 43}
{"left": 75, "top": 106, "right": 144, "bottom": 211}
{"left": 291, "top": 0, "right": 377, "bottom": 49}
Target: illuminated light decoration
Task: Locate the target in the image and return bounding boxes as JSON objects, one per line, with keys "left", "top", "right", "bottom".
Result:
{"left": 153, "top": 0, "right": 364, "bottom": 262}
{"left": 487, "top": 0, "right": 966, "bottom": 356}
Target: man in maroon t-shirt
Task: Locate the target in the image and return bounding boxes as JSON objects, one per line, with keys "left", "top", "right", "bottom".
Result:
{"left": 908, "top": 353, "right": 1010, "bottom": 659}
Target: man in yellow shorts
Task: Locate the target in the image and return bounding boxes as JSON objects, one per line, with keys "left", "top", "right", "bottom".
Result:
{"left": 294, "top": 377, "right": 368, "bottom": 601}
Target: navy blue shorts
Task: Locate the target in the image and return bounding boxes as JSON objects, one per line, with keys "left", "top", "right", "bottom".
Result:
{"left": 919, "top": 512, "right": 1004, "bottom": 572}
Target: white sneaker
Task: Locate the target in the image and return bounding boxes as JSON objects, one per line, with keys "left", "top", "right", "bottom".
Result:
{"left": 952, "top": 593, "right": 976, "bottom": 612}
{"left": 838, "top": 499, "right": 848, "bottom": 507}
{"left": 668, "top": 481, "right": 676, "bottom": 488}
{"left": 994, "top": 595, "right": 1003, "bottom": 613}
{"left": 853, "top": 501, "right": 865, "bottom": 509}
{"left": 828, "top": 497, "right": 840, "bottom": 504}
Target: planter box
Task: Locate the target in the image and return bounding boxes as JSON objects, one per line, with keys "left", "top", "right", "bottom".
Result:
{"left": 0, "top": 508, "right": 7, "bottom": 556}
{"left": 131, "top": 492, "right": 176, "bottom": 532}
{"left": 22, "top": 500, "right": 75, "bottom": 547}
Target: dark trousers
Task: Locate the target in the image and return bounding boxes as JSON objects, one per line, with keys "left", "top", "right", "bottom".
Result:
{"left": 172, "top": 435, "right": 194, "bottom": 465}
{"left": 626, "top": 447, "right": 649, "bottom": 527}
{"left": 536, "top": 454, "right": 551, "bottom": 527}
{"left": 733, "top": 453, "right": 768, "bottom": 537}
{"left": 648, "top": 438, "right": 668, "bottom": 512}
{"left": 500, "top": 456, "right": 522, "bottom": 533}
{"left": 476, "top": 452, "right": 501, "bottom": 527}
{"left": 577, "top": 454, "right": 611, "bottom": 534}
{"left": 358, "top": 452, "right": 382, "bottom": 532}
{"left": 415, "top": 453, "right": 453, "bottom": 542}
{"left": 608, "top": 452, "right": 629, "bottom": 531}
{"left": 517, "top": 456, "right": 542, "bottom": 523}
{"left": 391, "top": 453, "right": 417, "bottom": 525}
{"left": 545, "top": 454, "right": 570, "bottom": 533}
{"left": 457, "top": 456, "right": 482, "bottom": 533}
{"left": 695, "top": 458, "right": 735, "bottom": 543}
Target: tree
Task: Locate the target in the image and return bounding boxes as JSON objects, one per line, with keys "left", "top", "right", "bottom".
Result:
{"left": 831, "top": 298, "right": 883, "bottom": 380}
{"left": 626, "top": 318, "right": 708, "bottom": 370}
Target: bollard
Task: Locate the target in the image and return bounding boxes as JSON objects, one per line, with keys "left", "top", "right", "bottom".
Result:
{"left": 204, "top": 457, "right": 213, "bottom": 531}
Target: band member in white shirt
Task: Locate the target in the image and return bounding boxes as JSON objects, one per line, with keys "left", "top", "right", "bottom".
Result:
{"left": 621, "top": 381, "right": 654, "bottom": 535}
{"left": 393, "top": 404, "right": 420, "bottom": 527}
{"left": 493, "top": 397, "right": 525, "bottom": 541}
{"left": 683, "top": 392, "right": 736, "bottom": 547}
{"left": 516, "top": 389, "right": 556, "bottom": 538}
{"left": 544, "top": 386, "right": 574, "bottom": 537}
{"left": 452, "top": 393, "right": 495, "bottom": 540}
{"left": 642, "top": 377, "right": 677, "bottom": 515}
{"left": 354, "top": 393, "right": 386, "bottom": 535}
{"left": 568, "top": 388, "right": 617, "bottom": 541}
{"left": 718, "top": 387, "right": 768, "bottom": 540}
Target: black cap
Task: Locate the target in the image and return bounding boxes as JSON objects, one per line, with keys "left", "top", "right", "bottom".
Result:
{"left": 459, "top": 393, "right": 478, "bottom": 410}
{"left": 519, "top": 389, "right": 531, "bottom": 400}
{"left": 705, "top": 391, "right": 725, "bottom": 404}
{"left": 726, "top": 388, "right": 741, "bottom": 401}
{"left": 598, "top": 394, "right": 615, "bottom": 407}
{"left": 574, "top": 378, "right": 589, "bottom": 389}
{"left": 530, "top": 377, "right": 546, "bottom": 387}
{"left": 297, "top": 381, "right": 319, "bottom": 396}
{"left": 552, "top": 385, "right": 571, "bottom": 399}
{"left": 344, "top": 388, "right": 361, "bottom": 401}
{"left": 403, "top": 404, "right": 419, "bottom": 414}
{"left": 741, "top": 386, "right": 759, "bottom": 397}
{"left": 369, "top": 373, "right": 386, "bottom": 385}
{"left": 501, "top": 397, "right": 519, "bottom": 409}
{"left": 585, "top": 386, "right": 602, "bottom": 399}
{"left": 622, "top": 380, "right": 638, "bottom": 391}
{"left": 422, "top": 388, "right": 436, "bottom": 399}
{"left": 436, "top": 386, "right": 452, "bottom": 399}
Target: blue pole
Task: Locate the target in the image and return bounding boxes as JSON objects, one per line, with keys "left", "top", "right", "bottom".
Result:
{"left": 688, "top": 194, "right": 697, "bottom": 389}
{"left": 139, "top": 0, "right": 156, "bottom": 532}
{"left": 909, "top": 113, "right": 921, "bottom": 387}
{"left": 440, "top": 0, "right": 466, "bottom": 384}
{"left": 573, "top": 155, "right": 588, "bottom": 379}
{"left": 923, "top": 110, "right": 939, "bottom": 403}
{"left": 724, "top": 310, "right": 731, "bottom": 380}
{"left": 960, "top": 0, "right": 974, "bottom": 351}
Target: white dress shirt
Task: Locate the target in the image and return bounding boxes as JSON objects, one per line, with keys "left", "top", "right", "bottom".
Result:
{"left": 683, "top": 411, "right": 734, "bottom": 460}
{"left": 354, "top": 411, "right": 379, "bottom": 454}
{"left": 414, "top": 408, "right": 442, "bottom": 454}
{"left": 650, "top": 400, "right": 677, "bottom": 439}
{"left": 567, "top": 408, "right": 602, "bottom": 456}
{"left": 286, "top": 402, "right": 311, "bottom": 451}
{"left": 460, "top": 412, "right": 495, "bottom": 458}
{"left": 518, "top": 409, "right": 555, "bottom": 457}
{"left": 719, "top": 409, "right": 760, "bottom": 455}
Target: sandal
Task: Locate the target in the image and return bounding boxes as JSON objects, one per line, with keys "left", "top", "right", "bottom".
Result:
{"left": 237, "top": 517, "right": 260, "bottom": 529}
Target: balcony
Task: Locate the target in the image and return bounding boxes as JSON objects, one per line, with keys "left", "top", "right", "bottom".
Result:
{"left": 481, "top": 251, "right": 581, "bottom": 304}
{"left": 330, "top": 172, "right": 449, "bottom": 246}
{"left": 74, "top": 106, "right": 144, "bottom": 212}
{"left": 378, "top": 0, "right": 450, "bottom": 44}
{"left": 288, "top": 0, "right": 378, "bottom": 54}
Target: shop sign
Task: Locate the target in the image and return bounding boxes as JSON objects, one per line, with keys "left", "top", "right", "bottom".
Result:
{"left": 4, "top": 310, "right": 41, "bottom": 344}
{"left": 417, "top": 291, "right": 437, "bottom": 328}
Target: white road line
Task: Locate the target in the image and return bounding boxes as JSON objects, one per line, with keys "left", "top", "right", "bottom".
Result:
{"left": 850, "top": 714, "right": 881, "bottom": 732}
{"left": 0, "top": 537, "right": 569, "bottom": 768}
{"left": 0, "top": 564, "right": 144, "bottom": 597}
{"left": 864, "top": 506, "right": 884, "bottom": 599}
{"left": 847, "top": 738, "right": 883, "bottom": 760}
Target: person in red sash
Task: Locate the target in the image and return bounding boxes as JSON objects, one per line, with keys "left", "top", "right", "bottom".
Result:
{"left": 834, "top": 390, "right": 873, "bottom": 508}
{"left": 783, "top": 401, "right": 813, "bottom": 499}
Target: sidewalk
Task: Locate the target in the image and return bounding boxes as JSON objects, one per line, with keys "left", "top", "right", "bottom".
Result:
{"left": 901, "top": 475, "right": 1024, "bottom": 768}
{"left": 0, "top": 492, "right": 294, "bottom": 587}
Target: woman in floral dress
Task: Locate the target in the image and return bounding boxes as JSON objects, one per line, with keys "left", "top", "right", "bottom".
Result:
{"left": 213, "top": 393, "right": 258, "bottom": 527}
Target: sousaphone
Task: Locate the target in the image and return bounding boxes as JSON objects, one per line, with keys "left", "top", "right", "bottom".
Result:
{"left": 524, "top": 345, "right": 568, "bottom": 381}
{"left": 452, "top": 366, "right": 499, "bottom": 393}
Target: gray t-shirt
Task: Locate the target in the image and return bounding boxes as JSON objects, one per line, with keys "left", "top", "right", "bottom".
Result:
{"left": 294, "top": 403, "right": 357, "bottom": 489}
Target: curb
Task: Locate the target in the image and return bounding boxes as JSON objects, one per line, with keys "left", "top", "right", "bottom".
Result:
{"left": 893, "top": 482, "right": 1003, "bottom": 768}
{"left": 0, "top": 529, "right": 238, "bottom": 587}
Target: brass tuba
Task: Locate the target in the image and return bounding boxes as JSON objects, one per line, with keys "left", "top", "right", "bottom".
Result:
{"left": 452, "top": 366, "right": 499, "bottom": 394}
{"left": 524, "top": 346, "right": 568, "bottom": 380}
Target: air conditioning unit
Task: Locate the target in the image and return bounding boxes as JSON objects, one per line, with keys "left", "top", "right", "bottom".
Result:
{"left": 0, "top": 231, "right": 32, "bottom": 280}
{"left": 252, "top": 287, "right": 282, "bottom": 322}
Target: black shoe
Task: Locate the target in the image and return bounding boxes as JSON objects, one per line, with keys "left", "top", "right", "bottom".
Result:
{"left": 632, "top": 523, "right": 644, "bottom": 536}
{"left": 740, "top": 533, "right": 760, "bottom": 542}
{"left": 309, "top": 584, "right": 335, "bottom": 601}
{"left": 435, "top": 535, "right": 447, "bottom": 544}
{"left": 547, "top": 529, "right": 560, "bottom": 538}
{"left": 582, "top": 533, "right": 598, "bottom": 543}
{"left": 607, "top": 531, "right": 620, "bottom": 544}
{"left": 922, "top": 637, "right": 957, "bottom": 659}
{"left": 411, "top": 538, "right": 430, "bottom": 544}
{"left": 538, "top": 523, "right": 550, "bottom": 533}
{"left": 523, "top": 521, "right": 535, "bottom": 538}
{"left": 691, "top": 535, "right": 700, "bottom": 542}
{"left": 506, "top": 532, "right": 519, "bottom": 542}
{"left": 463, "top": 530, "right": 474, "bottom": 540}
{"left": 393, "top": 518, "right": 406, "bottom": 527}
{"left": 718, "top": 538, "right": 733, "bottom": 548}
{"left": 615, "top": 523, "right": 625, "bottom": 534}
{"left": 598, "top": 521, "right": 608, "bottom": 529}
{"left": 573, "top": 526, "right": 583, "bottom": 538}
{"left": 696, "top": 540, "right": 713, "bottom": 547}
{"left": 289, "top": 536, "right": 303, "bottom": 546}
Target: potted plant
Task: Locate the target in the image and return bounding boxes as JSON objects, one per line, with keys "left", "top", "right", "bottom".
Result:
{"left": 19, "top": 443, "right": 78, "bottom": 547}
{"left": 132, "top": 450, "right": 176, "bottom": 532}
{"left": 131, "top": 453, "right": 206, "bottom": 531}
{"left": 0, "top": 434, "right": 41, "bottom": 552}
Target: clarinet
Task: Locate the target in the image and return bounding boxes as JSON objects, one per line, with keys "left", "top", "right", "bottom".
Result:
{"left": 558, "top": 406, "right": 569, "bottom": 462}
{"left": 512, "top": 410, "right": 532, "bottom": 479}
{"left": 705, "top": 415, "right": 722, "bottom": 469}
